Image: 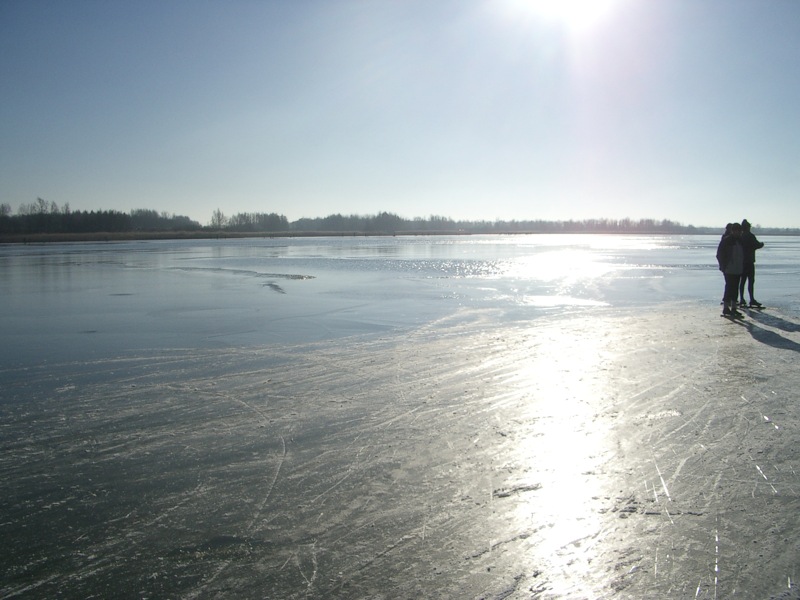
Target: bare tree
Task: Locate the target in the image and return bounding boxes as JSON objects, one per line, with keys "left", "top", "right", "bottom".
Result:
{"left": 210, "top": 208, "right": 227, "bottom": 229}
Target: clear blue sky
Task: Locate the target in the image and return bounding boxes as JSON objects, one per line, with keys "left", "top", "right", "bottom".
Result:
{"left": 2, "top": 0, "right": 799, "bottom": 227}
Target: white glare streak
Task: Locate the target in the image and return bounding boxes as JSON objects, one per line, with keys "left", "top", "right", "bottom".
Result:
{"left": 714, "top": 530, "right": 720, "bottom": 599}
{"left": 654, "top": 546, "right": 658, "bottom": 578}
{"left": 654, "top": 459, "right": 672, "bottom": 502}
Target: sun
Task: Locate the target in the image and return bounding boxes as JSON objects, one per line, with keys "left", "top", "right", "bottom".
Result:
{"left": 509, "top": 0, "right": 619, "bottom": 32}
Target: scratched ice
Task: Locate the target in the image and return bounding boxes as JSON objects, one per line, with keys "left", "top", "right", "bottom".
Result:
{"left": 1, "top": 235, "right": 799, "bottom": 598}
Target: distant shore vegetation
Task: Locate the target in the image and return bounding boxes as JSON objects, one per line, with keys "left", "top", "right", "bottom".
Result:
{"left": 1, "top": 199, "right": 798, "bottom": 243}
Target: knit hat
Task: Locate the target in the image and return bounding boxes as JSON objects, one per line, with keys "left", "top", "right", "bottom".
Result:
{"left": 742, "top": 219, "right": 751, "bottom": 228}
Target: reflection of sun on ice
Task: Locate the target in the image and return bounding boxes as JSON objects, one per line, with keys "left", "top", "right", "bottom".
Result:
{"left": 508, "top": 249, "right": 614, "bottom": 282}
{"left": 504, "top": 249, "right": 616, "bottom": 306}
{"left": 505, "top": 318, "right": 613, "bottom": 595}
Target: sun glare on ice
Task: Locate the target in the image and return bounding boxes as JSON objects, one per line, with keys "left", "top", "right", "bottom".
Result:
{"left": 502, "top": 315, "right": 613, "bottom": 594}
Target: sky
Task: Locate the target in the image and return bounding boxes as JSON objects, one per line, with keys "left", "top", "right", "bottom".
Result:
{"left": 1, "top": 0, "right": 799, "bottom": 228}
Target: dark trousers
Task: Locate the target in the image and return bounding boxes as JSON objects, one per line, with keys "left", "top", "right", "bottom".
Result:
{"left": 724, "top": 273, "right": 741, "bottom": 307}
{"left": 739, "top": 264, "right": 755, "bottom": 301}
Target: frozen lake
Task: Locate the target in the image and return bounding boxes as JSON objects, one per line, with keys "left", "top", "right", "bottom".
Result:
{"left": 2, "top": 234, "right": 799, "bottom": 599}
{"left": 3, "top": 234, "right": 798, "bottom": 367}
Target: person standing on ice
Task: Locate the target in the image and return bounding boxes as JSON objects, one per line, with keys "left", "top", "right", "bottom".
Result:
{"left": 738, "top": 219, "right": 765, "bottom": 307}
{"left": 718, "top": 223, "right": 733, "bottom": 304}
{"left": 716, "top": 222, "right": 745, "bottom": 318}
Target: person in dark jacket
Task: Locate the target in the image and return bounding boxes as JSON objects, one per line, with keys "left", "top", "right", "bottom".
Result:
{"left": 716, "top": 222, "right": 745, "bottom": 317}
{"left": 738, "top": 219, "right": 764, "bottom": 307}
{"left": 718, "top": 223, "right": 733, "bottom": 304}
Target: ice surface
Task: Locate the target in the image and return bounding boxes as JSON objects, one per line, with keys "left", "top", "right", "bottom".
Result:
{"left": 1, "top": 236, "right": 799, "bottom": 598}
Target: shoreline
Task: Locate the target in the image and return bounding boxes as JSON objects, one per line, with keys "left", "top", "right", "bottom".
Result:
{"left": 3, "top": 230, "right": 799, "bottom": 245}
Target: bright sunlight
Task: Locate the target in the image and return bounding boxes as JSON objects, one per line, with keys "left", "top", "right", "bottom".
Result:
{"left": 509, "top": 0, "right": 619, "bottom": 32}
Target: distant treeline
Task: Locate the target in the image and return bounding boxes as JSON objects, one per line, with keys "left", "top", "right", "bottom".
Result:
{"left": 209, "top": 209, "right": 800, "bottom": 235}
{"left": 292, "top": 213, "right": 706, "bottom": 234}
{"left": 291, "top": 213, "right": 704, "bottom": 234}
{"left": 1, "top": 200, "right": 200, "bottom": 235}
{"left": 3, "top": 200, "right": 799, "bottom": 238}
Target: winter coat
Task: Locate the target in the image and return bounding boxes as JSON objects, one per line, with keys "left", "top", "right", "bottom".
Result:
{"left": 716, "top": 235, "right": 745, "bottom": 275}
{"left": 740, "top": 230, "right": 764, "bottom": 266}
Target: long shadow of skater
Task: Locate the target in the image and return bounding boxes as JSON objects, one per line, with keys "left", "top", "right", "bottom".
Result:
{"left": 740, "top": 319, "right": 800, "bottom": 353}
{"left": 746, "top": 309, "right": 800, "bottom": 334}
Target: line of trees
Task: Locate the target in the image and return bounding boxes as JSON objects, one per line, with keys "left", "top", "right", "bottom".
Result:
{"left": 211, "top": 209, "right": 289, "bottom": 232}
{"left": 4, "top": 200, "right": 799, "bottom": 237}
{"left": 286, "top": 212, "right": 707, "bottom": 234}
{"left": 212, "top": 210, "right": 711, "bottom": 234}
{"left": 186, "top": 210, "right": 800, "bottom": 235}
{"left": 0, "top": 200, "right": 201, "bottom": 235}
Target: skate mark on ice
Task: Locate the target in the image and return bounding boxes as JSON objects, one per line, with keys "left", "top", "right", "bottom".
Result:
{"left": 713, "top": 527, "right": 720, "bottom": 600}
{"left": 754, "top": 461, "right": 779, "bottom": 495}
{"left": 185, "top": 434, "right": 287, "bottom": 599}
{"left": 292, "top": 542, "right": 320, "bottom": 592}
{"left": 653, "top": 458, "right": 672, "bottom": 502}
